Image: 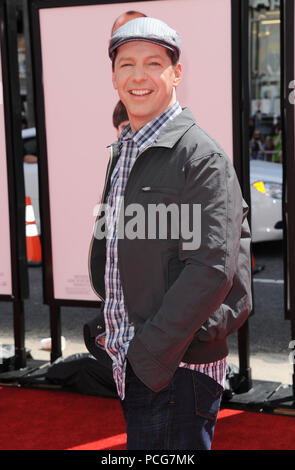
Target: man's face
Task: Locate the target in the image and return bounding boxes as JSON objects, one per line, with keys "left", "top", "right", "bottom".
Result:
{"left": 112, "top": 41, "right": 182, "bottom": 132}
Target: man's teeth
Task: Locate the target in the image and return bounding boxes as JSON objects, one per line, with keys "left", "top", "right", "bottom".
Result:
{"left": 130, "top": 90, "right": 151, "bottom": 95}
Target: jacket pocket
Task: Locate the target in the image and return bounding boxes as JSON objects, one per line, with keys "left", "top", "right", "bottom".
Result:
{"left": 141, "top": 186, "right": 180, "bottom": 196}
{"left": 162, "top": 250, "right": 184, "bottom": 291}
{"left": 167, "top": 255, "right": 184, "bottom": 290}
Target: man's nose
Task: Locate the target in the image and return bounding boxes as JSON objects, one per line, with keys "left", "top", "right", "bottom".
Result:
{"left": 132, "top": 64, "right": 147, "bottom": 81}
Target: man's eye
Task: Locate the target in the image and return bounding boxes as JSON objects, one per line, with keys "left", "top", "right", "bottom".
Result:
{"left": 121, "top": 63, "right": 132, "bottom": 67}
{"left": 150, "top": 62, "right": 160, "bottom": 66}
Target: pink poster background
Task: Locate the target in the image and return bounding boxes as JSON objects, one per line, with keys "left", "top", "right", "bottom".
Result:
{"left": 39, "top": 0, "right": 232, "bottom": 301}
{"left": 0, "top": 47, "right": 12, "bottom": 296}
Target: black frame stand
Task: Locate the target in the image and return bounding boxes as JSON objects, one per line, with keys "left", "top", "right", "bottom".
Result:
{"left": 13, "top": 300, "right": 27, "bottom": 369}
{"left": 223, "top": 0, "right": 295, "bottom": 415}
{"left": 50, "top": 305, "right": 62, "bottom": 363}
{"left": 237, "top": 323, "right": 252, "bottom": 393}
{"left": 230, "top": 0, "right": 253, "bottom": 395}
{"left": 2, "top": 0, "right": 295, "bottom": 420}
{"left": 266, "top": 0, "right": 295, "bottom": 414}
{"left": 0, "top": 0, "right": 30, "bottom": 378}
{"left": 285, "top": 0, "right": 295, "bottom": 405}
{"left": 19, "top": 0, "right": 253, "bottom": 396}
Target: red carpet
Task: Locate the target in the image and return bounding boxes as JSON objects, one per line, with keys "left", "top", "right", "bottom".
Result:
{"left": 213, "top": 408, "right": 295, "bottom": 450}
{"left": 1, "top": 386, "right": 295, "bottom": 450}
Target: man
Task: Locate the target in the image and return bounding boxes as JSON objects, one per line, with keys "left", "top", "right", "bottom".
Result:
{"left": 88, "top": 17, "right": 252, "bottom": 450}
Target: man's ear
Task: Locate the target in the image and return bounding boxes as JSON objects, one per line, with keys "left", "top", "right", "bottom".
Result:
{"left": 173, "top": 62, "right": 182, "bottom": 88}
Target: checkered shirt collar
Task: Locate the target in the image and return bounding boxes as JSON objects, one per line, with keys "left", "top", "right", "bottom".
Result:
{"left": 118, "top": 102, "right": 182, "bottom": 153}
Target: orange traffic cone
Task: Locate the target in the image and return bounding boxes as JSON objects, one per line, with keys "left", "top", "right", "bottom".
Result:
{"left": 25, "top": 196, "right": 42, "bottom": 265}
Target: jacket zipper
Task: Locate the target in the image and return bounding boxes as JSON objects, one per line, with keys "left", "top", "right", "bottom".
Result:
{"left": 88, "top": 145, "right": 115, "bottom": 301}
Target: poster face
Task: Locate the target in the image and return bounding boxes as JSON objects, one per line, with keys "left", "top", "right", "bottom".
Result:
{"left": 37, "top": 0, "right": 233, "bottom": 301}
{"left": 0, "top": 45, "right": 12, "bottom": 296}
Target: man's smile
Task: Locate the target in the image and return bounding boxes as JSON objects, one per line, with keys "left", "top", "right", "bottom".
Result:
{"left": 129, "top": 89, "right": 153, "bottom": 96}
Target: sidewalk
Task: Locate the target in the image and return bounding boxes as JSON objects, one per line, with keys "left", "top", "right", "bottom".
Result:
{"left": 1, "top": 334, "right": 293, "bottom": 386}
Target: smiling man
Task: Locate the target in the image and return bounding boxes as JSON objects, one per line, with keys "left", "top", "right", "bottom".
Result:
{"left": 88, "top": 17, "right": 252, "bottom": 450}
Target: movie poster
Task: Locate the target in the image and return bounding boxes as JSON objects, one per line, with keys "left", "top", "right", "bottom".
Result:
{"left": 0, "top": 45, "right": 12, "bottom": 296}
{"left": 37, "top": 0, "right": 233, "bottom": 301}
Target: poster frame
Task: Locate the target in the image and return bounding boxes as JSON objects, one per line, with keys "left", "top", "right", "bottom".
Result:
{"left": 0, "top": 0, "right": 28, "bottom": 302}
{"left": 282, "top": 1, "right": 295, "bottom": 326}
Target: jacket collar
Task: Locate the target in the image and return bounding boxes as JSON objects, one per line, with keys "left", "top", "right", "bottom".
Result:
{"left": 151, "top": 107, "right": 196, "bottom": 148}
{"left": 109, "top": 107, "right": 196, "bottom": 151}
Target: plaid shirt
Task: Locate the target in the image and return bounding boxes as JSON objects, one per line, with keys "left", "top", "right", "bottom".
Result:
{"left": 100, "top": 102, "right": 226, "bottom": 400}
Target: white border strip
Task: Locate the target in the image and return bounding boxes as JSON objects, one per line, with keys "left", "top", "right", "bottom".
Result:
{"left": 253, "top": 278, "right": 284, "bottom": 285}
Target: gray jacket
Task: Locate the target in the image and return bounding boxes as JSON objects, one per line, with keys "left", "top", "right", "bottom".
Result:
{"left": 88, "top": 107, "right": 252, "bottom": 392}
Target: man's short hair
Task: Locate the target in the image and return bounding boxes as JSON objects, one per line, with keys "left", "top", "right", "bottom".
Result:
{"left": 112, "top": 100, "right": 129, "bottom": 129}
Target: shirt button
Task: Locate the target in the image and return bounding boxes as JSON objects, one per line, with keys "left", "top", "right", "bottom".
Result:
{"left": 129, "top": 321, "right": 134, "bottom": 326}
{"left": 109, "top": 293, "right": 114, "bottom": 298}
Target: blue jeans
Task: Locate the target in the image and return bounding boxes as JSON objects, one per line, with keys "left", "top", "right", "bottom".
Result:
{"left": 120, "top": 360, "right": 223, "bottom": 450}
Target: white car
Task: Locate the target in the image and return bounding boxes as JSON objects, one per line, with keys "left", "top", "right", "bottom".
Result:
{"left": 250, "top": 160, "right": 283, "bottom": 243}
